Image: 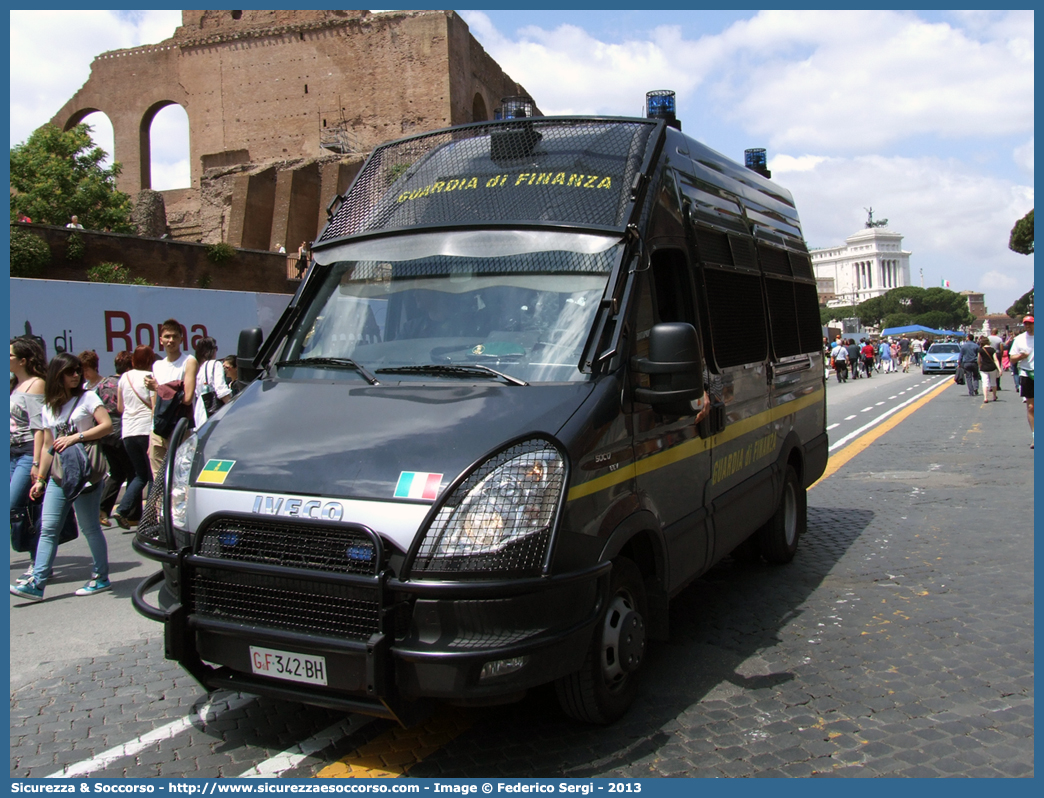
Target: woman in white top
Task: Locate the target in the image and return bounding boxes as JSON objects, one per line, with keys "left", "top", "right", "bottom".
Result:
{"left": 11, "top": 353, "right": 113, "bottom": 601}
{"left": 191, "top": 337, "right": 232, "bottom": 428}
{"left": 113, "top": 345, "right": 156, "bottom": 529}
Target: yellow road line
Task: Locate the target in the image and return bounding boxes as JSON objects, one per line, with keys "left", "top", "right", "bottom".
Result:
{"left": 316, "top": 709, "right": 475, "bottom": 778}
{"left": 809, "top": 378, "right": 952, "bottom": 490}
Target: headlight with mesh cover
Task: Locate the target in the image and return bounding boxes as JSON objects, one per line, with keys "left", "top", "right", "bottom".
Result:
{"left": 408, "top": 438, "right": 567, "bottom": 578}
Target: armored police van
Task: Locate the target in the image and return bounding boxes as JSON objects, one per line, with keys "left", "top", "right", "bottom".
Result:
{"left": 134, "top": 92, "right": 827, "bottom": 725}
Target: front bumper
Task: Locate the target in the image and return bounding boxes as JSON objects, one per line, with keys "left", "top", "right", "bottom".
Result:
{"left": 922, "top": 360, "right": 958, "bottom": 373}
{"left": 133, "top": 531, "right": 610, "bottom": 724}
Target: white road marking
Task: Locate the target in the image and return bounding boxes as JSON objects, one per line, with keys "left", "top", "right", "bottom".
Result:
{"left": 861, "top": 407, "right": 874, "bottom": 412}
{"left": 827, "top": 423, "right": 840, "bottom": 431}
{"left": 845, "top": 415, "right": 857, "bottom": 421}
{"left": 236, "top": 715, "right": 377, "bottom": 777}
{"left": 829, "top": 379, "right": 946, "bottom": 451}
{"left": 46, "top": 694, "right": 255, "bottom": 778}
{"left": 889, "top": 395, "right": 899, "bottom": 399}
{"left": 875, "top": 401, "right": 885, "bottom": 405}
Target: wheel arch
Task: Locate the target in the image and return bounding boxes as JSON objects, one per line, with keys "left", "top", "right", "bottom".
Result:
{"left": 598, "top": 510, "right": 670, "bottom": 640}
{"left": 777, "top": 430, "right": 806, "bottom": 487}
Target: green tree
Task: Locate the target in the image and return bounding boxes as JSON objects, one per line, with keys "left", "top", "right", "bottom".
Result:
{"left": 10, "top": 123, "right": 133, "bottom": 232}
{"left": 1009, "top": 209, "right": 1033, "bottom": 255}
{"left": 854, "top": 295, "right": 887, "bottom": 327}
{"left": 1006, "top": 288, "right": 1034, "bottom": 318}
{"left": 820, "top": 305, "right": 857, "bottom": 326}
{"left": 882, "top": 312, "right": 915, "bottom": 330}
{"left": 915, "top": 311, "right": 957, "bottom": 331}
{"left": 10, "top": 229, "right": 51, "bottom": 277}
{"left": 856, "top": 286, "right": 973, "bottom": 330}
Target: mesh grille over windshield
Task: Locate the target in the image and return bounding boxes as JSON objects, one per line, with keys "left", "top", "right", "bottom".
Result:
{"left": 318, "top": 119, "right": 657, "bottom": 242}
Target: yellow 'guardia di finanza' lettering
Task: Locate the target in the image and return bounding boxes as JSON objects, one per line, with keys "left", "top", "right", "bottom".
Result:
{"left": 711, "top": 432, "right": 778, "bottom": 485}
{"left": 398, "top": 173, "right": 611, "bottom": 202}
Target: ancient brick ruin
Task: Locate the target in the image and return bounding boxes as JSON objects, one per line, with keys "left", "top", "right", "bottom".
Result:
{"left": 49, "top": 10, "right": 533, "bottom": 249}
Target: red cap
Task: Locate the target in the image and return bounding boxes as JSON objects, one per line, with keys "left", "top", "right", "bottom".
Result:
{"left": 1023, "top": 316, "right": 1034, "bottom": 324}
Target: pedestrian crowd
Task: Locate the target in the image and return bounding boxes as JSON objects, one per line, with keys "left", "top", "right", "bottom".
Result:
{"left": 825, "top": 319, "right": 1034, "bottom": 449}
{"left": 826, "top": 333, "right": 922, "bottom": 382}
{"left": 10, "top": 319, "right": 241, "bottom": 602}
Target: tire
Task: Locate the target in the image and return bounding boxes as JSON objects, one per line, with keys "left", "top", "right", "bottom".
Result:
{"left": 556, "top": 557, "right": 647, "bottom": 724}
{"left": 757, "top": 465, "right": 806, "bottom": 564}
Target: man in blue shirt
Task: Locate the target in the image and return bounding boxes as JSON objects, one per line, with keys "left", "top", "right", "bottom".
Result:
{"left": 958, "top": 334, "right": 981, "bottom": 396}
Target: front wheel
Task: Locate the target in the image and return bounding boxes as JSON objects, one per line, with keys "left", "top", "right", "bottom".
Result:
{"left": 556, "top": 557, "right": 647, "bottom": 724}
{"left": 757, "top": 465, "right": 806, "bottom": 564}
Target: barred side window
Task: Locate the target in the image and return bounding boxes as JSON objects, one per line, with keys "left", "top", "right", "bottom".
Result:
{"left": 794, "top": 282, "right": 822, "bottom": 353}
{"left": 698, "top": 266, "right": 769, "bottom": 368}
{"left": 764, "top": 277, "right": 801, "bottom": 358}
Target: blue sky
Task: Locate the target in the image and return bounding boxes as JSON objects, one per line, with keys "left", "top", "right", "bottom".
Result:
{"left": 9, "top": 9, "right": 1034, "bottom": 313}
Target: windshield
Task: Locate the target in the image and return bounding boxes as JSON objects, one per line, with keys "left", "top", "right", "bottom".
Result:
{"left": 279, "top": 230, "right": 620, "bottom": 384}
{"left": 929, "top": 344, "right": 960, "bottom": 354}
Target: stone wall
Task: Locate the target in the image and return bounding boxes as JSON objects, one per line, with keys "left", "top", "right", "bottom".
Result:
{"left": 13, "top": 223, "right": 295, "bottom": 295}
{"left": 47, "top": 10, "right": 533, "bottom": 248}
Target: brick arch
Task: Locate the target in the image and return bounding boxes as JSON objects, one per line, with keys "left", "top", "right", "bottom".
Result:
{"left": 471, "top": 92, "right": 489, "bottom": 123}
{"left": 62, "top": 107, "right": 104, "bottom": 130}
{"left": 140, "top": 100, "right": 189, "bottom": 190}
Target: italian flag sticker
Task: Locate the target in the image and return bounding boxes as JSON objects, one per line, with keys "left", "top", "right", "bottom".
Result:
{"left": 197, "top": 459, "right": 236, "bottom": 485}
{"left": 394, "top": 471, "right": 443, "bottom": 500}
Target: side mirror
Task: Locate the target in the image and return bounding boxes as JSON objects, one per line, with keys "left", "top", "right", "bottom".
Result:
{"left": 631, "top": 322, "right": 705, "bottom": 412}
{"left": 237, "top": 327, "right": 264, "bottom": 383}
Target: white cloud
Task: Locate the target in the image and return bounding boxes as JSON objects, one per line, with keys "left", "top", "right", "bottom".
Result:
{"left": 464, "top": 10, "right": 1033, "bottom": 154}
{"left": 462, "top": 9, "right": 1034, "bottom": 311}
{"left": 770, "top": 154, "right": 829, "bottom": 174}
{"left": 720, "top": 11, "right": 1034, "bottom": 152}
{"left": 781, "top": 154, "right": 1034, "bottom": 311}
{"left": 1014, "top": 138, "right": 1034, "bottom": 174}
{"left": 9, "top": 10, "right": 181, "bottom": 147}
{"left": 462, "top": 14, "right": 691, "bottom": 117}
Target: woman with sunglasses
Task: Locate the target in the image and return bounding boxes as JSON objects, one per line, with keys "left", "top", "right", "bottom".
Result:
{"left": 10, "top": 353, "right": 113, "bottom": 601}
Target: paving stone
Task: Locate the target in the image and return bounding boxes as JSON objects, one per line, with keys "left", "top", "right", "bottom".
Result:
{"left": 10, "top": 392, "right": 1034, "bottom": 779}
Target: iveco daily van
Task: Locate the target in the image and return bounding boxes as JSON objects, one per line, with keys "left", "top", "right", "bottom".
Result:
{"left": 134, "top": 92, "right": 827, "bottom": 725}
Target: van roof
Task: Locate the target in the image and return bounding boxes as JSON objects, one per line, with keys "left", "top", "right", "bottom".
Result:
{"left": 316, "top": 116, "right": 801, "bottom": 248}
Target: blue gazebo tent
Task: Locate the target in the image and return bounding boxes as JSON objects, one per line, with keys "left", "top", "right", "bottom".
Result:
{"left": 880, "top": 324, "right": 962, "bottom": 337}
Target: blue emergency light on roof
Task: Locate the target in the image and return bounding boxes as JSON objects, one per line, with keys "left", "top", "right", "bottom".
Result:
{"left": 501, "top": 95, "right": 535, "bottom": 119}
{"left": 744, "top": 148, "right": 771, "bottom": 179}
{"left": 645, "top": 90, "right": 681, "bottom": 130}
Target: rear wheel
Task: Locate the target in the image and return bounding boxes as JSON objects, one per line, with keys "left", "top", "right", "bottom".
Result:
{"left": 757, "top": 465, "right": 805, "bottom": 564}
{"left": 556, "top": 557, "right": 647, "bottom": 724}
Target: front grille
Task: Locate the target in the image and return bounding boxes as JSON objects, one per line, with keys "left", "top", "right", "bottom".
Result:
{"left": 197, "top": 518, "right": 379, "bottom": 575}
{"left": 188, "top": 518, "right": 383, "bottom": 640}
{"left": 189, "top": 568, "right": 379, "bottom": 639}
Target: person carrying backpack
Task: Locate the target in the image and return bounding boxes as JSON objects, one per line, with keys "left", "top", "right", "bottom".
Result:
{"left": 142, "top": 320, "right": 196, "bottom": 479}
{"left": 79, "top": 350, "right": 132, "bottom": 528}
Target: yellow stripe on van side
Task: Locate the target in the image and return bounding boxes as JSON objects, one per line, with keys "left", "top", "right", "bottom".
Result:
{"left": 566, "top": 388, "right": 824, "bottom": 502}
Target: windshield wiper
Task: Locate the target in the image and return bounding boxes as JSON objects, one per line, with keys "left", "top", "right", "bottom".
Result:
{"left": 376, "top": 364, "right": 528, "bottom": 387}
{"left": 275, "top": 357, "right": 379, "bottom": 385}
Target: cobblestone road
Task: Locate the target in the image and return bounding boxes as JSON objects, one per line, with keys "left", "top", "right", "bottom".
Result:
{"left": 11, "top": 380, "right": 1033, "bottom": 777}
